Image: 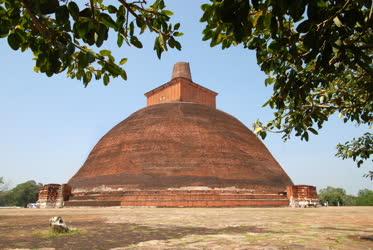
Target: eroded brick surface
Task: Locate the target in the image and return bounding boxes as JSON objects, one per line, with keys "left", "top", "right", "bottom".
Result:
{"left": 65, "top": 64, "right": 296, "bottom": 207}
{"left": 68, "top": 103, "right": 293, "bottom": 195}
{"left": 64, "top": 189, "right": 289, "bottom": 207}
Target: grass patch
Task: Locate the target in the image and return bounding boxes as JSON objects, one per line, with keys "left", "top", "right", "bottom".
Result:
{"left": 245, "top": 232, "right": 274, "bottom": 243}
{"left": 33, "top": 228, "right": 84, "bottom": 239}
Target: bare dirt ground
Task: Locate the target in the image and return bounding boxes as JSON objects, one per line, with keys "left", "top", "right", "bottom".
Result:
{"left": 0, "top": 206, "right": 372, "bottom": 249}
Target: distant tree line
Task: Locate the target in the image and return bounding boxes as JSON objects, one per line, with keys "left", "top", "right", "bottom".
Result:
{"left": 319, "top": 186, "right": 373, "bottom": 206}
{"left": 0, "top": 177, "right": 42, "bottom": 207}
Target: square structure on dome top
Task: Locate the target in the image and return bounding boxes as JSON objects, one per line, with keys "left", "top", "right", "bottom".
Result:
{"left": 144, "top": 62, "right": 218, "bottom": 108}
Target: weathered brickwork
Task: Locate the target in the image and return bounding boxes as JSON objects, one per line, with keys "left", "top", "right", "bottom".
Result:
{"left": 145, "top": 78, "right": 217, "bottom": 108}
{"left": 68, "top": 103, "right": 293, "bottom": 193}
{"left": 145, "top": 62, "right": 217, "bottom": 108}
{"left": 287, "top": 185, "right": 319, "bottom": 207}
{"left": 38, "top": 184, "right": 71, "bottom": 208}
{"left": 63, "top": 62, "right": 300, "bottom": 208}
{"left": 64, "top": 189, "right": 289, "bottom": 207}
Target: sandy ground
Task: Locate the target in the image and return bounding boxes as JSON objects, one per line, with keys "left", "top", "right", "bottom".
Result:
{"left": 0, "top": 206, "right": 372, "bottom": 249}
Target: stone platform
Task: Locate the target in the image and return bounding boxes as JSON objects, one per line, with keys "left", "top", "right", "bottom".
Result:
{"left": 64, "top": 190, "right": 289, "bottom": 207}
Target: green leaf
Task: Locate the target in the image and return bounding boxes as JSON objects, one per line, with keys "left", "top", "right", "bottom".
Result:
{"left": 103, "top": 74, "right": 110, "bottom": 85}
{"left": 303, "top": 32, "right": 317, "bottom": 49}
{"left": 135, "top": 18, "right": 145, "bottom": 29}
{"left": 158, "top": 35, "right": 166, "bottom": 49}
{"left": 296, "top": 20, "right": 311, "bottom": 33}
{"left": 130, "top": 36, "right": 143, "bottom": 48}
{"left": 120, "top": 70, "right": 127, "bottom": 80}
{"left": 99, "top": 50, "right": 111, "bottom": 56}
{"left": 270, "top": 16, "right": 278, "bottom": 35}
{"left": 201, "top": 3, "right": 210, "bottom": 11}
{"left": 86, "top": 51, "right": 95, "bottom": 63}
{"left": 78, "top": 52, "right": 89, "bottom": 68}
{"left": 66, "top": 43, "right": 75, "bottom": 56}
{"left": 95, "top": 23, "right": 108, "bottom": 47}
{"left": 119, "top": 58, "right": 128, "bottom": 65}
{"left": 154, "top": 37, "right": 162, "bottom": 59}
{"left": 83, "top": 71, "right": 92, "bottom": 85}
{"left": 174, "top": 40, "right": 181, "bottom": 50}
{"left": 7, "top": 33, "right": 20, "bottom": 50}
{"left": 117, "top": 5, "right": 126, "bottom": 18}
{"left": 263, "top": 12, "right": 272, "bottom": 29}
{"left": 100, "top": 13, "right": 118, "bottom": 30}
{"left": 159, "top": 0, "right": 166, "bottom": 9}
{"left": 117, "top": 33, "right": 124, "bottom": 47}
{"left": 162, "top": 10, "right": 173, "bottom": 16}
{"left": 106, "top": 63, "right": 122, "bottom": 75}
{"left": 129, "top": 22, "right": 134, "bottom": 36}
{"left": 259, "top": 131, "right": 267, "bottom": 140}
{"left": 68, "top": 2, "right": 79, "bottom": 20}
{"left": 79, "top": 8, "right": 92, "bottom": 18}
{"left": 0, "top": 19, "right": 10, "bottom": 37}
{"left": 265, "top": 77, "right": 275, "bottom": 86}
{"left": 289, "top": 0, "right": 306, "bottom": 21}
{"left": 39, "top": 0, "right": 59, "bottom": 15}
{"left": 174, "top": 23, "right": 180, "bottom": 30}
{"left": 55, "top": 5, "right": 69, "bottom": 24}
{"left": 302, "top": 131, "right": 309, "bottom": 141}
{"left": 174, "top": 32, "right": 183, "bottom": 37}
{"left": 168, "top": 38, "right": 175, "bottom": 48}
{"left": 75, "top": 22, "right": 89, "bottom": 38}
{"left": 308, "top": 127, "right": 318, "bottom": 135}
{"left": 107, "top": 5, "right": 117, "bottom": 14}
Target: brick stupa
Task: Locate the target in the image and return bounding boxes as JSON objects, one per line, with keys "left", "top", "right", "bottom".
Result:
{"left": 64, "top": 62, "right": 294, "bottom": 207}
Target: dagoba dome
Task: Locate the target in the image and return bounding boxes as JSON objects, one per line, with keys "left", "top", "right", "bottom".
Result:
{"left": 65, "top": 62, "right": 293, "bottom": 207}
{"left": 69, "top": 102, "right": 292, "bottom": 192}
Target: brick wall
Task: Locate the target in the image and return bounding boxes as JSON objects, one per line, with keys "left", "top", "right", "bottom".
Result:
{"left": 286, "top": 185, "right": 319, "bottom": 207}
{"left": 64, "top": 189, "right": 289, "bottom": 207}
{"left": 146, "top": 78, "right": 217, "bottom": 108}
{"left": 38, "top": 184, "right": 71, "bottom": 208}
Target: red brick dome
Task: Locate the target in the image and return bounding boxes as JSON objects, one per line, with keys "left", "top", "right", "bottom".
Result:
{"left": 68, "top": 102, "right": 293, "bottom": 193}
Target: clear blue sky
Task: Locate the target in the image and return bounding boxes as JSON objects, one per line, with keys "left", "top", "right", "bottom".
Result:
{"left": 0, "top": 1, "right": 371, "bottom": 194}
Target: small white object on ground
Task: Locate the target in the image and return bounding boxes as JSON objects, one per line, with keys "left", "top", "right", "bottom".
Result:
{"left": 49, "top": 216, "right": 69, "bottom": 233}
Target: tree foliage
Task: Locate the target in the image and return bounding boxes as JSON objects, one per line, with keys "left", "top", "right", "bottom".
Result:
{"left": 319, "top": 186, "right": 348, "bottom": 205}
{"left": 0, "top": 176, "right": 10, "bottom": 192}
{"left": 1, "top": 0, "right": 372, "bottom": 177}
{"left": 0, "top": 0, "right": 182, "bottom": 86}
{"left": 336, "top": 132, "right": 373, "bottom": 179}
{"left": 0, "top": 180, "right": 42, "bottom": 207}
{"left": 0, "top": 176, "right": 4, "bottom": 190}
{"left": 319, "top": 186, "right": 373, "bottom": 206}
{"left": 355, "top": 188, "right": 373, "bottom": 205}
{"left": 200, "top": 0, "right": 372, "bottom": 177}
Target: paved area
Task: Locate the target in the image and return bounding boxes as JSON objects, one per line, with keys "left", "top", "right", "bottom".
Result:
{"left": 0, "top": 207, "right": 372, "bottom": 249}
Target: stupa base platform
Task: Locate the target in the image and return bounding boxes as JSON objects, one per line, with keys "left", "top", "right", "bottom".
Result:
{"left": 64, "top": 190, "right": 289, "bottom": 207}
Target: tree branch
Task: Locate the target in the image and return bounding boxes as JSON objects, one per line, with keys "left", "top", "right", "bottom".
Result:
{"left": 20, "top": 0, "right": 51, "bottom": 38}
{"left": 90, "top": 0, "right": 96, "bottom": 20}
{"left": 316, "top": 0, "right": 351, "bottom": 31}
{"left": 117, "top": 0, "right": 169, "bottom": 36}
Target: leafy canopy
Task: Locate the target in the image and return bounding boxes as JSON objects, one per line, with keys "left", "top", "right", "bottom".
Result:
{"left": 0, "top": 180, "right": 42, "bottom": 207}
{"left": 319, "top": 186, "right": 348, "bottom": 205}
{"left": 200, "top": 0, "right": 372, "bottom": 178}
{"left": 355, "top": 188, "right": 373, "bottom": 205}
{"left": 1, "top": 0, "right": 372, "bottom": 177}
{"left": 0, "top": 0, "right": 182, "bottom": 86}
{"left": 0, "top": 177, "right": 5, "bottom": 192}
{"left": 319, "top": 186, "right": 373, "bottom": 206}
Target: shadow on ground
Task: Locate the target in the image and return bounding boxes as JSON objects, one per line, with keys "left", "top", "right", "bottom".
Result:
{"left": 1, "top": 220, "right": 265, "bottom": 249}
